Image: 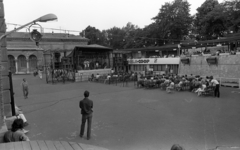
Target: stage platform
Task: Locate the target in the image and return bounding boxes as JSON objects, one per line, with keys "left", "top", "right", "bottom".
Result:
{"left": 75, "top": 69, "right": 111, "bottom": 82}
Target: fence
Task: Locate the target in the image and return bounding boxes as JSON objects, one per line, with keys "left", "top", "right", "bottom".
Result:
{"left": 216, "top": 77, "right": 240, "bottom": 88}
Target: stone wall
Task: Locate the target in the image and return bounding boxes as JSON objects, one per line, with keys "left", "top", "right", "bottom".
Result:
{"left": 179, "top": 54, "right": 240, "bottom": 79}
{"left": 0, "top": 0, "right": 9, "bottom": 143}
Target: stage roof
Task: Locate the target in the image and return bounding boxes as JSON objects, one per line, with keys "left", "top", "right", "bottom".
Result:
{"left": 73, "top": 44, "right": 113, "bottom": 50}
{"left": 181, "top": 36, "right": 240, "bottom": 48}
{"left": 67, "top": 44, "right": 113, "bottom": 57}
{"left": 118, "top": 44, "right": 179, "bottom": 52}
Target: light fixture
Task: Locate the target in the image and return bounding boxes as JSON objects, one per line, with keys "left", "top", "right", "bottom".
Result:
{"left": 0, "top": 13, "right": 58, "bottom": 40}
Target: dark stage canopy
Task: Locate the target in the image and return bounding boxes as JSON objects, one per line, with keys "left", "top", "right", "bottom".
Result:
{"left": 67, "top": 44, "right": 113, "bottom": 58}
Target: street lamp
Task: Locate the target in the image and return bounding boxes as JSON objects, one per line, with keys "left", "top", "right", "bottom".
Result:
{"left": 0, "top": 13, "right": 57, "bottom": 40}
{"left": 0, "top": 13, "right": 57, "bottom": 116}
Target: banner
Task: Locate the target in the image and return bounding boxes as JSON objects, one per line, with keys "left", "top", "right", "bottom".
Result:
{"left": 127, "top": 58, "right": 180, "bottom": 65}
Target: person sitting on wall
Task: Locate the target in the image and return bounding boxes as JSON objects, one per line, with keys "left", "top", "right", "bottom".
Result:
{"left": 15, "top": 105, "right": 29, "bottom": 127}
{"left": 4, "top": 118, "right": 30, "bottom": 142}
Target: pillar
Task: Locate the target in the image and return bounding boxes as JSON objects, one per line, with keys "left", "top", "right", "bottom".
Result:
{"left": 0, "top": 0, "right": 10, "bottom": 142}
{"left": 26, "top": 58, "right": 29, "bottom": 74}
{"left": 15, "top": 57, "right": 18, "bottom": 74}
{"left": 109, "top": 52, "right": 113, "bottom": 69}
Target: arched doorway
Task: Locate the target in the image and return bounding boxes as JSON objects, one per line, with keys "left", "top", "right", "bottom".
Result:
{"left": 54, "top": 52, "right": 61, "bottom": 69}
{"left": 29, "top": 55, "right": 38, "bottom": 72}
{"left": 18, "top": 55, "right": 27, "bottom": 73}
{"left": 8, "top": 55, "right": 16, "bottom": 73}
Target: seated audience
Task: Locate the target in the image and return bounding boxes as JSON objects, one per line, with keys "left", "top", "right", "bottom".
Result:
{"left": 195, "top": 83, "right": 206, "bottom": 96}
{"left": 104, "top": 74, "right": 111, "bottom": 84}
{"left": 166, "top": 80, "right": 175, "bottom": 93}
{"left": 95, "top": 73, "right": 100, "bottom": 81}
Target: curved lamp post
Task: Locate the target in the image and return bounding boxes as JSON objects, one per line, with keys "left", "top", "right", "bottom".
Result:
{"left": 0, "top": 13, "right": 57, "bottom": 116}
{"left": 0, "top": 13, "right": 57, "bottom": 40}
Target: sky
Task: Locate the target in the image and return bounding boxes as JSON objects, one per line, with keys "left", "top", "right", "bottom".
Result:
{"left": 4, "top": 0, "right": 224, "bottom": 34}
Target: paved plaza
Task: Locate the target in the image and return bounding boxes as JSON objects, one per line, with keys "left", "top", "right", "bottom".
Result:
{"left": 12, "top": 75, "right": 240, "bottom": 150}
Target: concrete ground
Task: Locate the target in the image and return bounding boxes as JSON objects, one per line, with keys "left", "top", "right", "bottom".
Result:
{"left": 12, "top": 75, "right": 240, "bottom": 150}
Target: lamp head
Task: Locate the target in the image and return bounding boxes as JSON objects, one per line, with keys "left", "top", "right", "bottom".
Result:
{"left": 30, "top": 29, "right": 42, "bottom": 42}
{"left": 36, "top": 13, "right": 58, "bottom": 22}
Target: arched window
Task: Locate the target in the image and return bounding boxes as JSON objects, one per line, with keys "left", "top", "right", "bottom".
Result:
{"left": 29, "top": 55, "right": 38, "bottom": 72}
{"left": 18, "top": 55, "right": 27, "bottom": 72}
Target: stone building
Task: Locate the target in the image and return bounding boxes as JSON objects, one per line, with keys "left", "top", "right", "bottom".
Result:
{"left": 7, "top": 32, "right": 89, "bottom": 74}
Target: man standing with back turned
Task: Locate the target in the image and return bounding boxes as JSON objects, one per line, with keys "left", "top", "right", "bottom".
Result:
{"left": 79, "top": 91, "right": 93, "bottom": 140}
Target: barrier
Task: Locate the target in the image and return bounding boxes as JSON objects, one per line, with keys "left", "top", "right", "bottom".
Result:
{"left": 216, "top": 77, "right": 240, "bottom": 88}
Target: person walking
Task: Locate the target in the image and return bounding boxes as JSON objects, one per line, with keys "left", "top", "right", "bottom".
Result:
{"left": 79, "top": 91, "right": 93, "bottom": 140}
{"left": 21, "top": 78, "right": 28, "bottom": 99}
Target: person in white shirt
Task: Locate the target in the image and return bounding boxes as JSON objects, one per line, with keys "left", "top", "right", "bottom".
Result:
{"left": 166, "top": 80, "right": 175, "bottom": 93}
{"left": 195, "top": 83, "right": 206, "bottom": 96}
{"left": 104, "top": 74, "right": 111, "bottom": 84}
{"left": 210, "top": 76, "right": 220, "bottom": 98}
{"left": 95, "top": 73, "right": 100, "bottom": 82}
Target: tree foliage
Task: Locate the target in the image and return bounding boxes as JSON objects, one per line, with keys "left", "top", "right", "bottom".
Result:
{"left": 194, "top": 0, "right": 240, "bottom": 40}
{"left": 153, "top": 0, "right": 193, "bottom": 41}
{"left": 81, "top": 0, "right": 240, "bottom": 49}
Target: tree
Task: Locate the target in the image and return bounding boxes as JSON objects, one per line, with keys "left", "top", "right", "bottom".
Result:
{"left": 194, "top": 0, "right": 220, "bottom": 39}
{"left": 81, "top": 26, "right": 104, "bottom": 45}
{"left": 222, "top": 0, "right": 240, "bottom": 33}
{"left": 152, "top": 0, "right": 193, "bottom": 42}
{"left": 195, "top": 3, "right": 227, "bottom": 39}
{"left": 105, "top": 27, "right": 126, "bottom": 49}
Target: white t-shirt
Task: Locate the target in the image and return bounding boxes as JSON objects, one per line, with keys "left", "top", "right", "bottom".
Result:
{"left": 211, "top": 79, "right": 219, "bottom": 85}
{"left": 202, "top": 84, "right": 206, "bottom": 90}
{"left": 96, "top": 75, "right": 100, "bottom": 79}
{"left": 169, "top": 82, "right": 174, "bottom": 88}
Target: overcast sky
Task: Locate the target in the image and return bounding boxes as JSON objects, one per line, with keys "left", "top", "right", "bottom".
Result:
{"left": 4, "top": 0, "right": 224, "bottom": 33}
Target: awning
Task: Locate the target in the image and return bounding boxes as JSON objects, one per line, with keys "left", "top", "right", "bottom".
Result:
{"left": 118, "top": 44, "right": 179, "bottom": 52}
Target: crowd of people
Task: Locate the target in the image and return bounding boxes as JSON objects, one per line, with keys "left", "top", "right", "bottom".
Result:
{"left": 137, "top": 73, "right": 220, "bottom": 97}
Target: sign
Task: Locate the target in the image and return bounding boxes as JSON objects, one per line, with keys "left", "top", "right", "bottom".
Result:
{"left": 129, "top": 59, "right": 150, "bottom": 64}
{"left": 127, "top": 58, "right": 180, "bottom": 65}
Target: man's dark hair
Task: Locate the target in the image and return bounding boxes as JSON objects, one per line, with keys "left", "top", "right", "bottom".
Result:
{"left": 84, "top": 91, "right": 89, "bottom": 97}
{"left": 171, "top": 144, "right": 185, "bottom": 150}
{"left": 11, "top": 118, "right": 24, "bottom": 132}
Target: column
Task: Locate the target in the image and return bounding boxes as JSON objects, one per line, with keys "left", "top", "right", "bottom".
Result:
{"left": 0, "top": 0, "right": 10, "bottom": 142}
{"left": 26, "top": 58, "right": 29, "bottom": 74}
{"left": 15, "top": 57, "right": 18, "bottom": 74}
{"left": 109, "top": 52, "right": 113, "bottom": 69}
